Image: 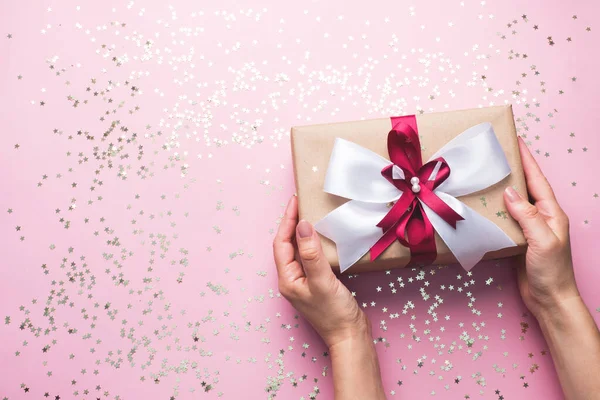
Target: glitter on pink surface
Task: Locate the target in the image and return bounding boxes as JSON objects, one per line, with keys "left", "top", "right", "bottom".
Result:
{"left": 1, "top": 0, "right": 598, "bottom": 398}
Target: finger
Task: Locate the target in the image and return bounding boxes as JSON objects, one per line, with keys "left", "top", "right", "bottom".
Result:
{"left": 295, "top": 219, "right": 334, "bottom": 285}
{"left": 518, "top": 137, "right": 558, "bottom": 205}
{"left": 273, "top": 196, "right": 305, "bottom": 282}
{"left": 504, "top": 187, "right": 558, "bottom": 248}
{"left": 517, "top": 137, "right": 569, "bottom": 237}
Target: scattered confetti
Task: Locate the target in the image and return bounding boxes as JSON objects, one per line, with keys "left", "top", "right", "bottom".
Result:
{"left": 0, "top": 1, "right": 598, "bottom": 399}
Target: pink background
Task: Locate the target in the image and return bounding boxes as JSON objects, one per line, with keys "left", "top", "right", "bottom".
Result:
{"left": 1, "top": 0, "right": 598, "bottom": 398}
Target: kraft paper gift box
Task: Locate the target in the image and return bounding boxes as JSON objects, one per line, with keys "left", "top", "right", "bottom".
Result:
{"left": 291, "top": 105, "right": 527, "bottom": 273}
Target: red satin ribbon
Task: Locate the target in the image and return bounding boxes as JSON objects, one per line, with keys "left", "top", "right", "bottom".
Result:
{"left": 370, "top": 115, "right": 464, "bottom": 266}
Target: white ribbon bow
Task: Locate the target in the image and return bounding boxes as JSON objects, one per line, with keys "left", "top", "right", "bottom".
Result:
{"left": 314, "top": 122, "right": 517, "bottom": 273}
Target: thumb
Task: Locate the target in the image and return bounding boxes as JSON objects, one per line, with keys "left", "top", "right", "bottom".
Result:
{"left": 296, "top": 220, "right": 334, "bottom": 283}
{"left": 504, "top": 187, "right": 556, "bottom": 247}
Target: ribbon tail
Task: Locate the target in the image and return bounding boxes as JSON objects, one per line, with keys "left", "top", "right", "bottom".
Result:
{"left": 370, "top": 227, "right": 398, "bottom": 261}
{"left": 421, "top": 191, "right": 517, "bottom": 270}
{"left": 314, "top": 200, "right": 389, "bottom": 273}
{"left": 418, "top": 185, "right": 464, "bottom": 229}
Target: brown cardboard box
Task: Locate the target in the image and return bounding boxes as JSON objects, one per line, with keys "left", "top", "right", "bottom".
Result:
{"left": 291, "top": 105, "right": 527, "bottom": 273}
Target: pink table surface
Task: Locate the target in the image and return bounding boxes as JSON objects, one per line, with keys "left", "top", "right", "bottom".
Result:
{"left": 1, "top": 0, "right": 598, "bottom": 398}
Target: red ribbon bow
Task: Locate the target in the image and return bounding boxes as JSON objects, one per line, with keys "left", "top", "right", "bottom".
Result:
{"left": 370, "top": 116, "right": 465, "bottom": 266}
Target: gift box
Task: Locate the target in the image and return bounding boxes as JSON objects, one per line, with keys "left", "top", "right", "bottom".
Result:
{"left": 291, "top": 105, "right": 527, "bottom": 273}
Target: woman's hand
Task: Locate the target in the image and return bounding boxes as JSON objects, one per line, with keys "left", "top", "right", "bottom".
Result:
{"left": 504, "top": 137, "right": 600, "bottom": 400}
{"left": 503, "top": 137, "right": 580, "bottom": 318}
{"left": 273, "top": 195, "right": 369, "bottom": 348}
{"left": 273, "top": 195, "right": 386, "bottom": 399}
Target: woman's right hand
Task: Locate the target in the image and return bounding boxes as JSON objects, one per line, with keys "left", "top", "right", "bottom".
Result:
{"left": 503, "top": 137, "right": 580, "bottom": 319}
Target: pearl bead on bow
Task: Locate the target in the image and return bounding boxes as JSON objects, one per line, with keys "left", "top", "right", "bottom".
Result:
{"left": 410, "top": 176, "right": 421, "bottom": 193}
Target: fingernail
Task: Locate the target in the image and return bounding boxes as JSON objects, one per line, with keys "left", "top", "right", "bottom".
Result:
{"left": 297, "top": 220, "right": 313, "bottom": 238}
{"left": 505, "top": 186, "right": 521, "bottom": 202}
